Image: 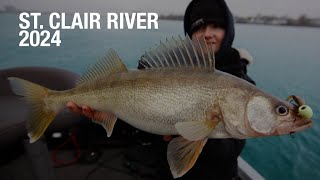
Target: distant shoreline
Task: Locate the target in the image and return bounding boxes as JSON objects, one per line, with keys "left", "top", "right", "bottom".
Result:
{"left": 159, "top": 15, "right": 320, "bottom": 28}
{"left": 1, "top": 11, "right": 319, "bottom": 29}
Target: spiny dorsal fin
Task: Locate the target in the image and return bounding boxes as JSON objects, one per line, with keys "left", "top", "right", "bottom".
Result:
{"left": 139, "top": 35, "right": 215, "bottom": 71}
{"left": 76, "top": 49, "right": 127, "bottom": 85}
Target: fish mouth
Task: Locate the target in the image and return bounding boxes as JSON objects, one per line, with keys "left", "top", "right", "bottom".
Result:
{"left": 290, "top": 120, "right": 313, "bottom": 133}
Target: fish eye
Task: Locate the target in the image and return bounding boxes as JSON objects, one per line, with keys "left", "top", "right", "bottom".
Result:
{"left": 275, "top": 105, "right": 289, "bottom": 116}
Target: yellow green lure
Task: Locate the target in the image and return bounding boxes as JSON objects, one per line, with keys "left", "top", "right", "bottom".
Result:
{"left": 298, "top": 105, "right": 313, "bottom": 119}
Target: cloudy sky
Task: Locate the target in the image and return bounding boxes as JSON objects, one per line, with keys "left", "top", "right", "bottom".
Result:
{"left": 1, "top": 0, "right": 320, "bottom": 18}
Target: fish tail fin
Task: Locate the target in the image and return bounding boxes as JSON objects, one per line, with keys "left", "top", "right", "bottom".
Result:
{"left": 8, "top": 77, "right": 57, "bottom": 143}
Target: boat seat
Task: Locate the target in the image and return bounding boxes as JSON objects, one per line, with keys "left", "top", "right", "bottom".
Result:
{"left": 0, "top": 66, "right": 84, "bottom": 164}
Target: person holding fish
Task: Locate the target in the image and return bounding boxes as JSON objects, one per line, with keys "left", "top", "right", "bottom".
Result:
{"left": 9, "top": 0, "right": 313, "bottom": 179}
{"left": 68, "top": 0, "right": 256, "bottom": 179}
{"left": 68, "top": 0, "right": 255, "bottom": 179}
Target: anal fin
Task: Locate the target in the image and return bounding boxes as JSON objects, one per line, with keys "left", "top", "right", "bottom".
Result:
{"left": 167, "top": 137, "right": 208, "bottom": 178}
{"left": 92, "top": 112, "right": 117, "bottom": 137}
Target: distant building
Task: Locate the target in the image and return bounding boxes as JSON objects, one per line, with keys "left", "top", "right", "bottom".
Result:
{"left": 1, "top": 5, "right": 21, "bottom": 13}
{"left": 269, "top": 18, "right": 288, "bottom": 25}
{"left": 234, "top": 14, "right": 320, "bottom": 27}
{"left": 310, "top": 18, "right": 320, "bottom": 26}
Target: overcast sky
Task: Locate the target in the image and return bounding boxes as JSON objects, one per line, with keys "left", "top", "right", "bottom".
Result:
{"left": 1, "top": 0, "right": 320, "bottom": 18}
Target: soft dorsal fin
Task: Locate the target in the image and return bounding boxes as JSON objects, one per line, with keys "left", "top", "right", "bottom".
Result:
{"left": 139, "top": 35, "right": 215, "bottom": 71}
{"left": 76, "top": 49, "right": 128, "bottom": 85}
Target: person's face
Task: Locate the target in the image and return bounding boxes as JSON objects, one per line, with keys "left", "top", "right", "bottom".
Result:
{"left": 191, "top": 23, "right": 225, "bottom": 53}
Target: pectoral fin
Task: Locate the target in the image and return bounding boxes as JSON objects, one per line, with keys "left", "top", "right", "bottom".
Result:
{"left": 167, "top": 137, "right": 208, "bottom": 178}
{"left": 91, "top": 112, "right": 117, "bottom": 137}
{"left": 175, "top": 117, "right": 220, "bottom": 141}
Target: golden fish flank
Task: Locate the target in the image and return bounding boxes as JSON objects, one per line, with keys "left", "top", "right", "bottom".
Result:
{"left": 8, "top": 36, "right": 313, "bottom": 178}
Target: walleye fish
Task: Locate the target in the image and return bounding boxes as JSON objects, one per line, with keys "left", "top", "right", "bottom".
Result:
{"left": 8, "top": 36, "right": 313, "bottom": 178}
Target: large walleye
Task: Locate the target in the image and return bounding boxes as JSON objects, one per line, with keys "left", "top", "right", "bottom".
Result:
{"left": 9, "top": 36, "right": 313, "bottom": 178}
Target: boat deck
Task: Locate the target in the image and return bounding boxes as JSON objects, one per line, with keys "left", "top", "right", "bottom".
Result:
{"left": 1, "top": 139, "right": 264, "bottom": 180}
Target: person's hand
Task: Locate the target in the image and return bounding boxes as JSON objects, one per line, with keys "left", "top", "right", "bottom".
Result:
{"left": 163, "top": 135, "right": 173, "bottom": 142}
{"left": 66, "top": 102, "right": 96, "bottom": 119}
